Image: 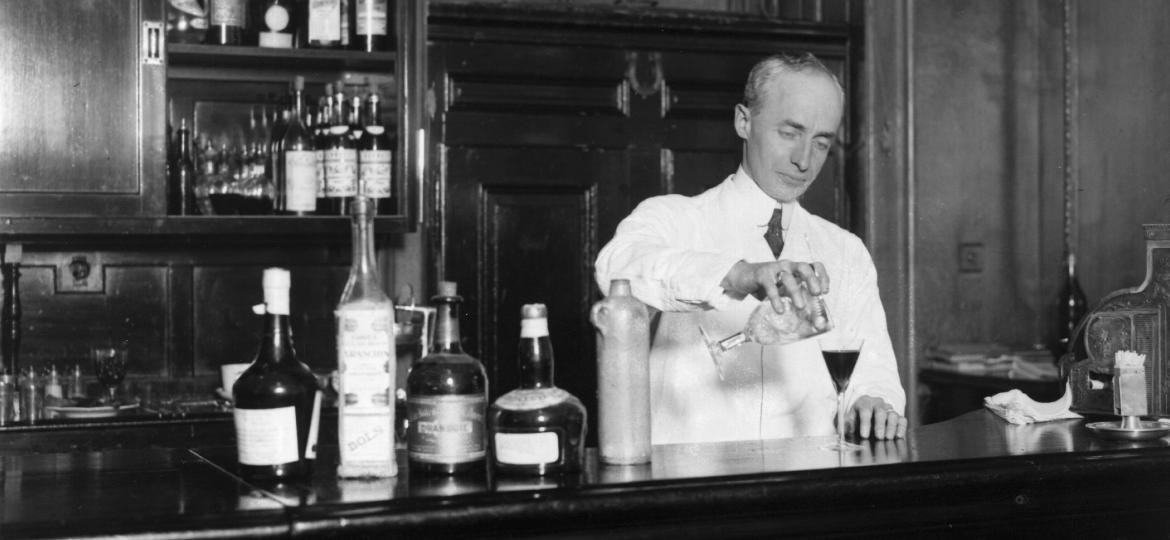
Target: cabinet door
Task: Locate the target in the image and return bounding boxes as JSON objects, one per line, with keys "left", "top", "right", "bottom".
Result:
{"left": 0, "top": 0, "right": 166, "bottom": 217}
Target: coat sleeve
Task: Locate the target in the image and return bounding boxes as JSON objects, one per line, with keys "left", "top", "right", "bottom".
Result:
{"left": 594, "top": 196, "right": 743, "bottom": 312}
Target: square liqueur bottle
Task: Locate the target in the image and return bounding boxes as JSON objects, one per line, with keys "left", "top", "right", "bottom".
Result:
{"left": 335, "top": 197, "right": 397, "bottom": 478}
{"left": 406, "top": 281, "right": 488, "bottom": 475}
{"left": 489, "top": 304, "right": 587, "bottom": 475}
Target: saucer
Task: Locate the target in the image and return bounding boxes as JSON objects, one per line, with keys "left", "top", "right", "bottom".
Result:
{"left": 1086, "top": 420, "right": 1170, "bottom": 441}
{"left": 45, "top": 402, "right": 140, "bottom": 419}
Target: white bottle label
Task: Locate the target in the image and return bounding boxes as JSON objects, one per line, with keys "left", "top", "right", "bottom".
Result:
{"left": 263, "top": 4, "right": 290, "bottom": 31}
{"left": 355, "top": 0, "right": 388, "bottom": 36}
{"left": 308, "top": 0, "right": 341, "bottom": 42}
{"left": 494, "top": 432, "right": 560, "bottom": 465}
{"left": 285, "top": 150, "right": 318, "bottom": 211}
{"left": 359, "top": 149, "right": 392, "bottom": 198}
{"left": 209, "top": 0, "right": 246, "bottom": 26}
{"left": 325, "top": 148, "right": 358, "bottom": 197}
{"left": 408, "top": 394, "right": 486, "bottom": 463}
{"left": 306, "top": 390, "right": 322, "bottom": 459}
{"left": 336, "top": 304, "right": 395, "bottom": 412}
{"left": 315, "top": 149, "right": 327, "bottom": 198}
{"left": 341, "top": 413, "right": 393, "bottom": 462}
{"left": 234, "top": 406, "right": 299, "bottom": 465}
{"left": 494, "top": 388, "right": 570, "bottom": 411}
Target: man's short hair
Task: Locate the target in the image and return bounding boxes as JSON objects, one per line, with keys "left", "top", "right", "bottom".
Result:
{"left": 742, "top": 52, "right": 843, "bottom": 112}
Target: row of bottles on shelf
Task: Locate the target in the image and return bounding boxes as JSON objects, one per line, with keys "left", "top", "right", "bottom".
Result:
{"left": 168, "top": 0, "right": 392, "bottom": 52}
{"left": 168, "top": 76, "right": 395, "bottom": 217}
{"left": 232, "top": 198, "right": 651, "bottom": 482}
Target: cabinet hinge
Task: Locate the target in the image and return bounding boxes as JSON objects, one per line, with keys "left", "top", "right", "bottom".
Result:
{"left": 142, "top": 21, "right": 164, "bottom": 66}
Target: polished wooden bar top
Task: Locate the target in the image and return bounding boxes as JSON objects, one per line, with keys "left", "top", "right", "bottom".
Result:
{"left": 5, "top": 410, "right": 1170, "bottom": 539}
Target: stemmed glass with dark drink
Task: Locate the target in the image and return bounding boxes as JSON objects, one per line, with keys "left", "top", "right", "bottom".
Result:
{"left": 92, "top": 347, "right": 128, "bottom": 405}
{"left": 820, "top": 335, "right": 864, "bottom": 452}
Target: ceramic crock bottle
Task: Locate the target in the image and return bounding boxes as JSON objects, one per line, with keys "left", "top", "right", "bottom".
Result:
{"left": 590, "top": 279, "right": 651, "bottom": 465}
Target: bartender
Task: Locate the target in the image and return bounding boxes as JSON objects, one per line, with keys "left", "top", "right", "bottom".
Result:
{"left": 595, "top": 52, "right": 906, "bottom": 445}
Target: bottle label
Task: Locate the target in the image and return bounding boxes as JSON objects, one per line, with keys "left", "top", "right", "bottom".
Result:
{"left": 315, "top": 149, "right": 327, "bottom": 198}
{"left": 285, "top": 150, "right": 319, "bottom": 211}
{"left": 359, "top": 150, "right": 392, "bottom": 199}
{"left": 340, "top": 412, "right": 394, "bottom": 463}
{"left": 209, "top": 0, "right": 246, "bottom": 26}
{"left": 494, "top": 432, "right": 560, "bottom": 465}
{"left": 308, "top": 0, "right": 341, "bottom": 42}
{"left": 407, "top": 394, "right": 487, "bottom": 463}
{"left": 234, "top": 406, "right": 299, "bottom": 466}
{"left": 263, "top": 4, "right": 290, "bottom": 32}
{"left": 336, "top": 304, "right": 395, "bottom": 413}
{"left": 355, "top": 0, "right": 389, "bottom": 36}
{"left": 493, "top": 388, "right": 571, "bottom": 411}
{"left": 324, "top": 148, "right": 358, "bottom": 197}
{"left": 306, "top": 391, "right": 322, "bottom": 459}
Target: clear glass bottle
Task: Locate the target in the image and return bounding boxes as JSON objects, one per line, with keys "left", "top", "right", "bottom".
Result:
{"left": 336, "top": 197, "right": 397, "bottom": 478}
{"left": 324, "top": 84, "right": 357, "bottom": 215}
{"left": 281, "top": 76, "right": 318, "bottom": 215}
{"left": 406, "top": 281, "right": 488, "bottom": 475}
{"left": 232, "top": 268, "right": 323, "bottom": 483}
{"left": 489, "top": 304, "right": 587, "bottom": 476}
{"left": 358, "top": 83, "right": 393, "bottom": 212}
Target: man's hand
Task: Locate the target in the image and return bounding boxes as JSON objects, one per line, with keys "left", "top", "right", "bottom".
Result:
{"left": 844, "top": 395, "right": 907, "bottom": 440}
{"left": 720, "top": 260, "right": 830, "bottom": 314}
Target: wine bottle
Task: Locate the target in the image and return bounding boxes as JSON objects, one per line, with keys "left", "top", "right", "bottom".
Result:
{"left": 324, "top": 84, "right": 358, "bottom": 215}
{"left": 336, "top": 197, "right": 397, "bottom": 478}
{"left": 1054, "top": 252, "right": 1089, "bottom": 358}
{"left": 205, "top": 0, "right": 247, "bottom": 45}
{"left": 306, "top": 0, "right": 342, "bottom": 49}
{"left": 314, "top": 85, "right": 333, "bottom": 214}
{"left": 406, "top": 281, "right": 489, "bottom": 475}
{"left": 358, "top": 84, "right": 393, "bottom": 212}
{"left": 351, "top": 0, "right": 389, "bottom": 52}
{"left": 489, "top": 304, "right": 587, "bottom": 476}
{"left": 168, "top": 118, "right": 198, "bottom": 216}
{"left": 232, "top": 268, "right": 323, "bottom": 483}
{"left": 282, "top": 76, "right": 318, "bottom": 215}
{"left": 266, "top": 95, "right": 289, "bottom": 212}
{"left": 258, "top": 0, "right": 296, "bottom": 48}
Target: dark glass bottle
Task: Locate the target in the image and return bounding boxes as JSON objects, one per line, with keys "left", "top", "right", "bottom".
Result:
{"left": 168, "top": 118, "right": 198, "bottom": 215}
{"left": 406, "top": 281, "right": 488, "bottom": 475}
{"left": 281, "top": 76, "right": 318, "bottom": 215}
{"left": 314, "top": 85, "right": 333, "bottom": 214}
{"left": 1054, "top": 252, "right": 1089, "bottom": 358}
{"left": 358, "top": 84, "right": 393, "bottom": 213}
{"left": 323, "top": 85, "right": 357, "bottom": 215}
{"left": 232, "top": 268, "right": 323, "bottom": 483}
{"left": 350, "top": 0, "right": 389, "bottom": 52}
{"left": 267, "top": 95, "right": 289, "bottom": 213}
{"left": 205, "top": 0, "right": 247, "bottom": 45}
{"left": 488, "top": 304, "right": 587, "bottom": 476}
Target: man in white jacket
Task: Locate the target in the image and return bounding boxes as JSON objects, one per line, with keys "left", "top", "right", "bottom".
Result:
{"left": 595, "top": 52, "right": 907, "bottom": 445}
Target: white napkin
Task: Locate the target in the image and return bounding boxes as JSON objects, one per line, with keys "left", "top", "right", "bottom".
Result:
{"left": 984, "top": 382, "right": 1082, "bottom": 425}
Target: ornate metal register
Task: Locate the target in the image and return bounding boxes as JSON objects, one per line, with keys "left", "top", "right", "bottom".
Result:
{"left": 1065, "top": 224, "right": 1170, "bottom": 415}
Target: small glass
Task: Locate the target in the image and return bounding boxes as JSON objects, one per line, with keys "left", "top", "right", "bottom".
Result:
{"left": 92, "top": 347, "right": 129, "bottom": 405}
{"left": 820, "top": 335, "right": 864, "bottom": 452}
{"left": 700, "top": 286, "right": 832, "bottom": 380}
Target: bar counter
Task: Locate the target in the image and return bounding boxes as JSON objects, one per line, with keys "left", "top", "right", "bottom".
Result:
{"left": 4, "top": 409, "right": 1170, "bottom": 539}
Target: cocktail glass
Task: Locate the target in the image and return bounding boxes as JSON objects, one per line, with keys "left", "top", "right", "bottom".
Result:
{"left": 820, "top": 335, "right": 864, "bottom": 452}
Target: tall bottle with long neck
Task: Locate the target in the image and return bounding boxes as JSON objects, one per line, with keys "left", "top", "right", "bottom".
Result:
{"left": 323, "top": 84, "right": 358, "bottom": 215}
{"left": 406, "top": 282, "right": 488, "bottom": 474}
{"left": 168, "top": 118, "right": 197, "bottom": 216}
{"left": 335, "top": 197, "right": 397, "bottom": 478}
{"left": 358, "top": 84, "right": 392, "bottom": 213}
{"left": 1054, "top": 251, "right": 1089, "bottom": 358}
{"left": 232, "top": 268, "right": 323, "bottom": 483}
{"left": 489, "top": 304, "right": 587, "bottom": 476}
{"left": 281, "top": 76, "right": 318, "bottom": 215}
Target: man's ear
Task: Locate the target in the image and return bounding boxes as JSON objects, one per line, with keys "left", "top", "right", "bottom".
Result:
{"left": 734, "top": 103, "right": 751, "bottom": 140}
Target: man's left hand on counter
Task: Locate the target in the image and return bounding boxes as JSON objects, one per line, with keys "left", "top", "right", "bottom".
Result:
{"left": 845, "top": 395, "right": 908, "bottom": 440}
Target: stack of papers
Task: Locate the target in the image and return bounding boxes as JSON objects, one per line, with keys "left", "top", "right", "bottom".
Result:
{"left": 925, "top": 343, "right": 1058, "bottom": 381}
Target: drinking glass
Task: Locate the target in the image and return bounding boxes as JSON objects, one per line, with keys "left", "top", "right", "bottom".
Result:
{"left": 699, "top": 287, "right": 832, "bottom": 380}
{"left": 820, "top": 335, "right": 864, "bottom": 452}
{"left": 92, "top": 347, "right": 128, "bottom": 405}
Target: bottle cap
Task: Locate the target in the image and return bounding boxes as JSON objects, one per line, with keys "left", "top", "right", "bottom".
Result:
{"left": 262, "top": 267, "right": 291, "bottom": 315}
{"left": 437, "top": 281, "right": 457, "bottom": 297}
{"left": 293, "top": 75, "right": 304, "bottom": 92}
{"left": 521, "top": 304, "right": 547, "bottom": 319}
{"left": 609, "top": 279, "right": 632, "bottom": 296}
{"left": 520, "top": 304, "right": 549, "bottom": 338}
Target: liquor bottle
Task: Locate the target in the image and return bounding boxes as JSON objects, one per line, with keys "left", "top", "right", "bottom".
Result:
{"left": 358, "top": 84, "right": 393, "bottom": 212}
{"left": 489, "top": 304, "right": 587, "bottom": 476}
{"left": 205, "top": 0, "right": 247, "bottom": 45}
{"left": 232, "top": 268, "right": 323, "bottom": 483}
{"left": 406, "top": 281, "right": 489, "bottom": 474}
{"left": 306, "top": 0, "right": 342, "bottom": 49}
{"left": 257, "top": 0, "right": 297, "bottom": 48}
{"left": 281, "top": 76, "right": 318, "bottom": 215}
{"left": 350, "top": 0, "right": 389, "bottom": 52}
{"left": 314, "top": 85, "right": 333, "bottom": 213}
{"left": 336, "top": 197, "right": 397, "bottom": 478}
{"left": 324, "top": 85, "right": 358, "bottom": 215}
{"left": 1053, "top": 252, "right": 1089, "bottom": 358}
{"left": 591, "top": 279, "right": 651, "bottom": 465}
{"left": 168, "top": 118, "right": 198, "bottom": 216}
{"left": 267, "top": 96, "right": 289, "bottom": 211}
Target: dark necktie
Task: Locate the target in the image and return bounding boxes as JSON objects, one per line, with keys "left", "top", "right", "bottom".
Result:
{"left": 764, "top": 208, "right": 784, "bottom": 258}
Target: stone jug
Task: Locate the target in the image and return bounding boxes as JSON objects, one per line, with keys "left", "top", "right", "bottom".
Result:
{"left": 591, "top": 279, "right": 651, "bottom": 465}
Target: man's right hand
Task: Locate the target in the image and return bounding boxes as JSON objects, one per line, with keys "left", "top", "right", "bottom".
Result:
{"left": 720, "top": 260, "right": 830, "bottom": 314}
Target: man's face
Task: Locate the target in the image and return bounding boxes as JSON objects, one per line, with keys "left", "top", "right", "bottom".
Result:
{"left": 734, "top": 70, "right": 844, "bottom": 203}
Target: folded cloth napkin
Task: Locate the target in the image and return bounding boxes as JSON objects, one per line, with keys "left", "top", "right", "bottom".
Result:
{"left": 984, "top": 382, "right": 1082, "bottom": 425}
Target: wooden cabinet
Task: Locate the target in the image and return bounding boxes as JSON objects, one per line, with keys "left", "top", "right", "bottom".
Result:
{"left": 427, "top": 5, "right": 859, "bottom": 443}
{"left": 0, "top": 0, "right": 425, "bottom": 239}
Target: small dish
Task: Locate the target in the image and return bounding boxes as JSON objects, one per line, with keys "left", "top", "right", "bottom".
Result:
{"left": 1086, "top": 420, "right": 1170, "bottom": 441}
{"left": 45, "top": 402, "right": 140, "bottom": 419}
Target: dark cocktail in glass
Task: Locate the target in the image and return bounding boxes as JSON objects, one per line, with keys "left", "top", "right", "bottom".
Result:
{"left": 820, "top": 336, "right": 863, "bottom": 452}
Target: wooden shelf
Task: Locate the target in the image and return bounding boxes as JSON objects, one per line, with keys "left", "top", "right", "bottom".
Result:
{"left": 167, "top": 43, "right": 395, "bottom": 73}
{"left": 0, "top": 215, "right": 408, "bottom": 244}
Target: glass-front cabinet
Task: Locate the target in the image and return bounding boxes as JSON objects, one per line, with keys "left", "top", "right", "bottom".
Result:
{"left": 0, "top": 0, "right": 425, "bottom": 237}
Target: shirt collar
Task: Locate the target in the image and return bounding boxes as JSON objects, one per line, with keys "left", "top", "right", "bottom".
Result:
{"left": 729, "top": 166, "right": 798, "bottom": 231}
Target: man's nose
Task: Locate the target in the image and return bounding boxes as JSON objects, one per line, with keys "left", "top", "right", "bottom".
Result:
{"left": 790, "top": 140, "right": 812, "bottom": 172}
